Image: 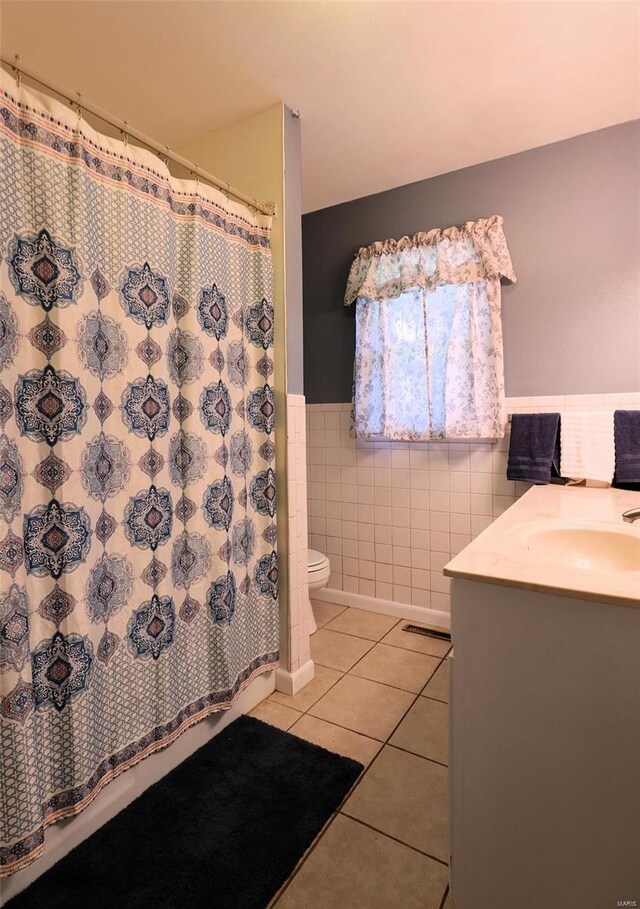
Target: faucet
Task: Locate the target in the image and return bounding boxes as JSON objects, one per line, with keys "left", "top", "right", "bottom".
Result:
{"left": 622, "top": 507, "right": 640, "bottom": 524}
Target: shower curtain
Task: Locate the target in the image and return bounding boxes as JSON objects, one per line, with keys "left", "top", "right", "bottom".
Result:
{"left": 0, "top": 70, "right": 279, "bottom": 876}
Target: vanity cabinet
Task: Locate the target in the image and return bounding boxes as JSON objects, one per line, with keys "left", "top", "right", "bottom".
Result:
{"left": 448, "top": 577, "right": 640, "bottom": 909}
{"left": 445, "top": 486, "right": 640, "bottom": 909}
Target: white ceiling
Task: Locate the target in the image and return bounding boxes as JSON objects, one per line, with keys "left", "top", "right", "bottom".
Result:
{"left": 1, "top": 1, "right": 638, "bottom": 212}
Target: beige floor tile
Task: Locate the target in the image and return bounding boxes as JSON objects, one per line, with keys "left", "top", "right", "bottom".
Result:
{"left": 310, "top": 628, "right": 373, "bottom": 672}
{"left": 309, "top": 675, "right": 414, "bottom": 741}
{"left": 422, "top": 659, "right": 450, "bottom": 703}
{"left": 249, "top": 701, "right": 302, "bottom": 731}
{"left": 325, "top": 607, "right": 398, "bottom": 641}
{"left": 270, "top": 664, "right": 343, "bottom": 712}
{"left": 342, "top": 745, "right": 449, "bottom": 862}
{"left": 274, "top": 814, "right": 449, "bottom": 909}
{"left": 311, "top": 599, "right": 347, "bottom": 628}
{"left": 390, "top": 698, "right": 449, "bottom": 765}
{"left": 289, "top": 715, "right": 382, "bottom": 767}
{"left": 381, "top": 620, "right": 452, "bottom": 658}
{"left": 350, "top": 644, "right": 441, "bottom": 693}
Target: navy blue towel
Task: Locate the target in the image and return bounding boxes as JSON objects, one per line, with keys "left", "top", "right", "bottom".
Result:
{"left": 507, "top": 413, "right": 561, "bottom": 484}
{"left": 613, "top": 410, "right": 640, "bottom": 485}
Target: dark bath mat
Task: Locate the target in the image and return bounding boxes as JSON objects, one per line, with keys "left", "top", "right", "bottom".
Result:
{"left": 7, "top": 715, "right": 363, "bottom": 909}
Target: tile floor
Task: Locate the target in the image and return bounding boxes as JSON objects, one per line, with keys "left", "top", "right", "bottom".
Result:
{"left": 251, "top": 601, "right": 453, "bottom": 909}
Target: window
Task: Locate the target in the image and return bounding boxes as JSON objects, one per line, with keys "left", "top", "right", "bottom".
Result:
{"left": 344, "top": 215, "right": 516, "bottom": 440}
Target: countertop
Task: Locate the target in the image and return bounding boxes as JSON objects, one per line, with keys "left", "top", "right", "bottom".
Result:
{"left": 444, "top": 484, "right": 640, "bottom": 607}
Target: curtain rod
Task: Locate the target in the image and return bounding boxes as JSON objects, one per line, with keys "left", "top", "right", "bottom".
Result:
{"left": 1, "top": 55, "right": 277, "bottom": 218}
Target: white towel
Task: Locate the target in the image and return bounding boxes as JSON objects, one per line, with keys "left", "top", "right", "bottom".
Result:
{"left": 559, "top": 411, "right": 615, "bottom": 485}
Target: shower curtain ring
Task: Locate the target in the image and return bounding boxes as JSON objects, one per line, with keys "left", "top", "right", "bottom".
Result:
{"left": 76, "top": 92, "right": 83, "bottom": 122}
{"left": 122, "top": 121, "right": 129, "bottom": 148}
{"left": 13, "top": 55, "right": 21, "bottom": 88}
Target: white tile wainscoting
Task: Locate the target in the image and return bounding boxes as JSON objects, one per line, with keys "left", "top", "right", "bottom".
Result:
{"left": 276, "top": 393, "right": 314, "bottom": 696}
{"left": 306, "top": 392, "right": 640, "bottom": 626}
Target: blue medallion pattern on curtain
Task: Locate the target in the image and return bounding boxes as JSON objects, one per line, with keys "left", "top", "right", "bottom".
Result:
{"left": 0, "top": 70, "right": 279, "bottom": 876}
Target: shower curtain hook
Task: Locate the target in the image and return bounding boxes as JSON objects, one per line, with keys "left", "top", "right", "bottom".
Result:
{"left": 76, "top": 92, "right": 83, "bottom": 123}
{"left": 194, "top": 164, "right": 200, "bottom": 191}
{"left": 163, "top": 145, "right": 171, "bottom": 169}
{"left": 122, "top": 121, "right": 129, "bottom": 148}
{"left": 13, "top": 55, "right": 21, "bottom": 89}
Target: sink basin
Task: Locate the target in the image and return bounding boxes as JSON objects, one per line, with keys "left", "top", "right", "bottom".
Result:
{"left": 516, "top": 520, "right": 640, "bottom": 573}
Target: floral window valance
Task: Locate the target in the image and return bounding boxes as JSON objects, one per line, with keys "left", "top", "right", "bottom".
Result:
{"left": 344, "top": 214, "right": 516, "bottom": 306}
{"left": 345, "top": 215, "right": 516, "bottom": 441}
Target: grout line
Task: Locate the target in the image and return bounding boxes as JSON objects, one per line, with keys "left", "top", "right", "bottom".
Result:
{"left": 381, "top": 653, "right": 449, "bottom": 740}
{"left": 312, "top": 601, "right": 349, "bottom": 626}
{"left": 346, "top": 655, "right": 440, "bottom": 696}
{"left": 289, "top": 713, "right": 382, "bottom": 753}
{"left": 270, "top": 665, "right": 347, "bottom": 713}
{"left": 321, "top": 611, "right": 399, "bottom": 641}
{"left": 316, "top": 623, "right": 391, "bottom": 644}
{"left": 338, "top": 811, "right": 450, "bottom": 867}
{"left": 311, "top": 634, "right": 377, "bottom": 673}
{"left": 421, "top": 693, "right": 448, "bottom": 705}
{"left": 301, "top": 666, "right": 347, "bottom": 704}
{"left": 438, "top": 885, "right": 450, "bottom": 909}
{"left": 274, "top": 619, "right": 381, "bottom": 716}
{"left": 302, "top": 717, "right": 384, "bottom": 745}
{"left": 318, "top": 701, "right": 418, "bottom": 806}
{"left": 271, "top": 611, "right": 452, "bottom": 902}
{"left": 346, "top": 674, "right": 435, "bottom": 697}
{"left": 383, "top": 741, "right": 448, "bottom": 769}
{"left": 315, "top": 617, "right": 451, "bottom": 662}
{"left": 323, "top": 628, "right": 393, "bottom": 643}
{"left": 268, "top": 753, "right": 370, "bottom": 906}
{"left": 296, "top": 638, "right": 449, "bottom": 748}
{"left": 332, "top": 649, "right": 450, "bottom": 802}
{"left": 376, "top": 637, "right": 452, "bottom": 660}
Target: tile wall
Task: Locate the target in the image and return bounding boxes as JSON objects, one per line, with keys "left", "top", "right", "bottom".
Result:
{"left": 306, "top": 392, "right": 640, "bottom": 615}
{"left": 286, "top": 394, "right": 312, "bottom": 673}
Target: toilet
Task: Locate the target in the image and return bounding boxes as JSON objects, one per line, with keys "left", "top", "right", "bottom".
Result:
{"left": 306, "top": 549, "right": 331, "bottom": 635}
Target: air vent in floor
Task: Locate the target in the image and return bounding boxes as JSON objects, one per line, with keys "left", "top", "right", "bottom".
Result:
{"left": 402, "top": 624, "right": 451, "bottom": 642}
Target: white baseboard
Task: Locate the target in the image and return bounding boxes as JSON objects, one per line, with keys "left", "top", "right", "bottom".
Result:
{"left": 313, "top": 587, "right": 451, "bottom": 630}
{"left": 2, "top": 670, "right": 275, "bottom": 901}
{"left": 275, "top": 659, "right": 315, "bottom": 696}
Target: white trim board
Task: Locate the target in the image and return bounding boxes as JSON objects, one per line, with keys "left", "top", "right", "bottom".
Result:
{"left": 313, "top": 587, "right": 451, "bottom": 630}
{"left": 275, "top": 659, "right": 315, "bottom": 696}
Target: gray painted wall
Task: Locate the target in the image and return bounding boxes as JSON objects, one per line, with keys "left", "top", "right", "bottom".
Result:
{"left": 302, "top": 121, "right": 640, "bottom": 404}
